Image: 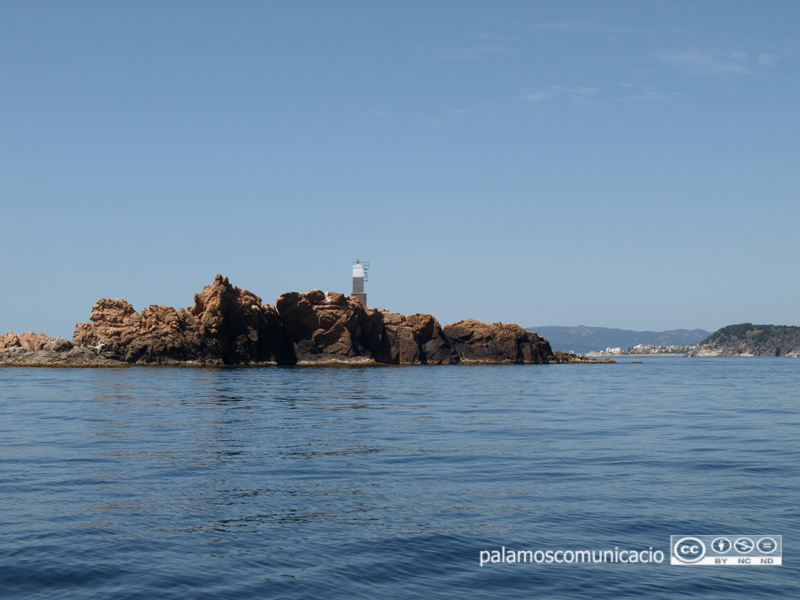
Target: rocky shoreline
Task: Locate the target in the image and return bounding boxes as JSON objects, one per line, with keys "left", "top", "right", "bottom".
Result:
{"left": 1, "top": 275, "right": 614, "bottom": 367}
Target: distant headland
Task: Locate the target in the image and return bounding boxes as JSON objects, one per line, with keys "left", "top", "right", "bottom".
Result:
{"left": 527, "top": 323, "right": 800, "bottom": 358}
{"left": 691, "top": 323, "right": 800, "bottom": 357}
{"left": 1, "top": 275, "right": 612, "bottom": 367}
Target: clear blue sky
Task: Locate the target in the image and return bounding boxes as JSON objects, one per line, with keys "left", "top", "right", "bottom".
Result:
{"left": 3, "top": 1, "right": 799, "bottom": 338}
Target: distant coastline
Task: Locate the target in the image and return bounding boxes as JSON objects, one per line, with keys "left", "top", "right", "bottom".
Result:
{"left": 586, "top": 352, "right": 691, "bottom": 358}
{"left": 529, "top": 326, "right": 710, "bottom": 356}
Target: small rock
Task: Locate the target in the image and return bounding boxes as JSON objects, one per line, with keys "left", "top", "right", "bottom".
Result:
{"left": 43, "top": 336, "right": 74, "bottom": 352}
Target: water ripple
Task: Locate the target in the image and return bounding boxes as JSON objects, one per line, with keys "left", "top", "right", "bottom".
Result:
{"left": 1, "top": 359, "right": 798, "bottom": 598}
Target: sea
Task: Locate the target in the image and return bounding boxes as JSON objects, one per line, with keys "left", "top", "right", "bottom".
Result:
{"left": 1, "top": 358, "right": 797, "bottom": 599}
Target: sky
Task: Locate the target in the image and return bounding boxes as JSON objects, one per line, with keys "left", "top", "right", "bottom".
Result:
{"left": 2, "top": 1, "right": 799, "bottom": 338}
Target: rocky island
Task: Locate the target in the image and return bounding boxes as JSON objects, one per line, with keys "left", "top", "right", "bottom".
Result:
{"left": 1, "top": 275, "right": 613, "bottom": 367}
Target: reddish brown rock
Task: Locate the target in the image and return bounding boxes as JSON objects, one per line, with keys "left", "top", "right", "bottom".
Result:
{"left": 0, "top": 332, "right": 55, "bottom": 352}
{"left": 72, "top": 275, "right": 295, "bottom": 365}
{"left": 275, "top": 291, "right": 383, "bottom": 361}
{"left": 275, "top": 291, "right": 457, "bottom": 364}
{"left": 378, "top": 310, "right": 458, "bottom": 364}
{"left": 2, "top": 274, "right": 613, "bottom": 367}
{"left": 186, "top": 275, "right": 294, "bottom": 364}
{"left": 442, "top": 319, "right": 555, "bottom": 363}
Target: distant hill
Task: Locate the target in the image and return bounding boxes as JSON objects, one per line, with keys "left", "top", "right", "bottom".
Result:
{"left": 692, "top": 323, "right": 800, "bottom": 357}
{"left": 528, "top": 325, "right": 711, "bottom": 355}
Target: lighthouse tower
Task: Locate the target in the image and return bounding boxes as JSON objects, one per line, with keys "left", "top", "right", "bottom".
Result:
{"left": 352, "top": 260, "right": 369, "bottom": 306}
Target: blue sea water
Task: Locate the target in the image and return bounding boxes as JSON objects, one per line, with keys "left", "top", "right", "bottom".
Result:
{"left": 0, "top": 358, "right": 798, "bottom": 599}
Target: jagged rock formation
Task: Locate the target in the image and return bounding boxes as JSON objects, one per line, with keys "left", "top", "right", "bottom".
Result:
{"left": 379, "top": 310, "right": 458, "bottom": 364}
{"left": 443, "top": 319, "right": 555, "bottom": 363}
{"left": 276, "top": 291, "right": 382, "bottom": 360}
{"left": 691, "top": 323, "right": 800, "bottom": 357}
{"left": 275, "top": 290, "right": 458, "bottom": 364}
{"left": 274, "top": 292, "right": 599, "bottom": 364}
{"left": 1, "top": 275, "right": 612, "bottom": 367}
{"left": 72, "top": 275, "right": 295, "bottom": 364}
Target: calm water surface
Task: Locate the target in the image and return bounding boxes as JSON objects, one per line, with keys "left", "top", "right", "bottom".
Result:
{"left": 1, "top": 358, "right": 798, "bottom": 598}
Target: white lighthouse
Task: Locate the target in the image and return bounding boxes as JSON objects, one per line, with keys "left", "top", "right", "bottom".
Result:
{"left": 352, "top": 260, "right": 369, "bottom": 306}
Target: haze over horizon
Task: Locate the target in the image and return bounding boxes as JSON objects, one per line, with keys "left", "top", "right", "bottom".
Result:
{"left": 3, "top": 1, "right": 799, "bottom": 338}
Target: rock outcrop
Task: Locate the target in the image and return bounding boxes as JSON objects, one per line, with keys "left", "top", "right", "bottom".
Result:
{"left": 1, "top": 332, "right": 55, "bottom": 352}
{"left": 275, "top": 291, "right": 458, "bottom": 364}
{"left": 275, "top": 291, "right": 600, "bottom": 364}
{"left": 552, "top": 351, "right": 614, "bottom": 364}
{"left": 442, "top": 319, "right": 555, "bottom": 363}
{"left": 379, "top": 310, "right": 458, "bottom": 364}
{"left": 0, "top": 332, "right": 123, "bottom": 366}
{"left": 276, "top": 291, "right": 382, "bottom": 361}
{"left": 1, "top": 275, "right": 612, "bottom": 367}
{"left": 72, "top": 275, "right": 295, "bottom": 365}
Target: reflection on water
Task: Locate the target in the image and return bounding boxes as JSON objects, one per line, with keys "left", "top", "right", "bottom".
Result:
{"left": 0, "top": 361, "right": 799, "bottom": 599}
